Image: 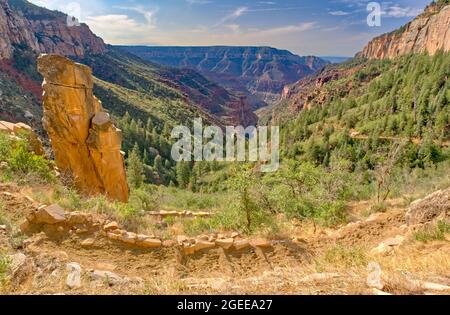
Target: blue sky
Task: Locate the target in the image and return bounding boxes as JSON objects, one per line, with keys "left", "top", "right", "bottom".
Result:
{"left": 30, "top": 0, "right": 432, "bottom": 56}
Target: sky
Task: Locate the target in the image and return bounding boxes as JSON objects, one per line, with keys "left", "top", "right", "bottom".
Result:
{"left": 30, "top": 0, "right": 432, "bottom": 56}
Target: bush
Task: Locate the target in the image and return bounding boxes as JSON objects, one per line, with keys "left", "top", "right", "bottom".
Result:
{"left": 0, "top": 251, "right": 11, "bottom": 287}
{"left": 0, "top": 133, "right": 54, "bottom": 184}
{"left": 129, "top": 185, "right": 161, "bottom": 212}
{"left": 414, "top": 220, "right": 450, "bottom": 242}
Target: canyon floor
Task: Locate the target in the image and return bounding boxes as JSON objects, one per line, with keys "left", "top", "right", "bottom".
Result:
{"left": 0, "top": 183, "right": 449, "bottom": 295}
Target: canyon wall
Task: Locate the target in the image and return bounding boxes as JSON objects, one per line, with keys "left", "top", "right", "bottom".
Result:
{"left": 358, "top": 3, "right": 450, "bottom": 59}
{"left": 0, "top": 0, "right": 105, "bottom": 60}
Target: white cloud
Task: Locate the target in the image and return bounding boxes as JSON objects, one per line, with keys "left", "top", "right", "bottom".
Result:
{"left": 329, "top": 10, "right": 351, "bottom": 16}
{"left": 85, "top": 14, "right": 156, "bottom": 43}
{"left": 185, "top": 0, "right": 212, "bottom": 4}
{"left": 254, "top": 22, "right": 317, "bottom": 36}
{"left": 217, "top": 7, "right": 248, "bottom": 26}
{"left": 224, "top": 24, "right": 241, "bottom": 33}
{"left": 384, "top": 5, "right": 422, "bottom": 18}
{"left": 113, "top": 6, "right": 158, "bottom": 26}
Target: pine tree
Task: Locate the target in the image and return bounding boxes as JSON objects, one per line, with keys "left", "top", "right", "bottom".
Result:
{"left": 176, "top": 161, "right": 191, "bottom": 189}
{"left": 127, "top": 143, "right": 145, "bottom": 189}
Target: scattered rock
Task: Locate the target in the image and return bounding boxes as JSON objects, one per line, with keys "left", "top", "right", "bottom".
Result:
{"left": 75, "top": 228, "right": 89, "bottom": 235}
{"left": 67, "top": 212, "right": 90, "bottom": 225}
{"left": 370, "top": 243, "right": 394, "bottom": 255}
{"left": 231, "top": 232, "right": 240, "bottom": 238}
{"left": 139, "top": 238, "right": 162, "bottom": 249}
{"left": 234, "top": 239, "right": 250, "bottom": 250}
{"left": 66, "top": 262, "right": 81, "bottom": 289}
{"left": 9, "top": 253, "right": 27, "bottom": 276}
{"left": 250, "top": 238, "right": 272, "bottom": 248}
{"left": 90, "top": 270, "right": 123, "bottom": 286}
{"left": 367, "top": 262, "right": 384, "bottom": 290}
{"left": 0, "top": 225, "right": 7, "bottom": 231}
{"left": 119, "top": 232, "right": 137, "bottom": 244}
{"left": 198, "top": 235, "right": 209, "bottom": 241}
{"left": 405, "top": 188, "right": 450, "bottom": 225}
{"left": 421, "top": 282, "right": 450, "bottom": 291}
{"left": 177, "top": 235, "right": 188, "bottom": 245}
{"left": 365, "top": 212, "right": 384, "bottom": 222}
{"left": 215, "top": 238, "right": 234, "bottom": 250}
{"left": 193, "top": 240, "right": 215, "bottom": 252}
{"left": 107, "top": 232, "right": 120, "bottom": 240}
{"left": 163, "top": 240, "right": 176, "bottom": 247}
{"left": 94, "top": 262, "right": 117, "bottom": 271}
{"left": 372, "top": 288, "right": 391, "bottom": 295}
{"left": 34, "top": 204, "right": 66, "bottom": 225}
{"left": 183, "top": 245, "right": 196, "bottom": 255}
{"left": 383, "top": 235, "right": 405, "bottom": 247}
{"left": 103, "top": 221, "right": 119, "bottom": 231}
{"left": 80, "top": 238, "right": 95, "bottom": 248}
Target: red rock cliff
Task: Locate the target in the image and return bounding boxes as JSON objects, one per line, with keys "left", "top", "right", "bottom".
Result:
{"left": 358, "top": 3, "right": 450, "bottom": 59}
{"left": 0, "top": 0, "right": 105, "bottom": 60}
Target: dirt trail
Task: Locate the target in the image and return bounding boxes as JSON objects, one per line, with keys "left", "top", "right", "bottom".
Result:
{"left": 0, "top": 185, "right": 449, "bottom": 295}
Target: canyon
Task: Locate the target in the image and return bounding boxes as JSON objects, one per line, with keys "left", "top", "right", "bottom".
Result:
{"left": 120, "top": 46, "right": 329, "bottom": 108}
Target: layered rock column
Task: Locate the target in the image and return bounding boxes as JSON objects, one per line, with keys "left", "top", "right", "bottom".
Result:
{"left": 37, "top": 54, "right": 129, "bottom": 202}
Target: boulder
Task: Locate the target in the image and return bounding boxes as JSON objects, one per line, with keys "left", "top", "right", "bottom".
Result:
{"left": 405, "top": 188, "right": 450, "bottom": 225}
{"left": 80, "top": 238, "right": 95, "bottom": 248}
{"left": 234, "top": 239, "right": 250, "bottom": 251}
{"left": 138, "top": 238, "right": 162, "bottom": 249}
{"left": 383, "top": 235, "right": 405, "bottom": 247}
{"left": 119, "top": 232, "right": 137, "bottom": 244}
{"left": 66, "top": 262, "right": 81, "bottom": 289}
{"left": 250, "top": 238, "right": 272, "bottom": 248}
{"left": 215, "top": 238, "right": 234, "bottom": 250}
{"left": 370, "top": 243, "right": 393, "bottom": 256}
{"left": 163, "top": 240, "right": 176, "bottom": 247}
{"left": 35, "top": 204, "right": 66, "bottom": 224}
{"left": 37, "top": 55, "right": 129, "bottom": 202}
{"left": 90, "top": 270, "right": 123, "bottom": 286}
{"left": 366, "top": 262, "right": 384, "bottom": 290}
{"left": 193, "top": 240, "right": 215, "bottom": 252}
{"left": 103, "top": 221, "right": 119, "bottom": 231}
{"left": 183, "top": 245, "right": 196, "bottom": 255}
{"left": 67, "top": 212, "right": 90, "bottom": 225}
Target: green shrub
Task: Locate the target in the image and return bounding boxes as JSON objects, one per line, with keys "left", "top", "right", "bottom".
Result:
{"left": 0, "top": 251, "right": 11, "bottom": 287}
{"left": 129, "top": 185, "right": 161, "bottom": 212}
{"left": 0, "top": 133, "right": 54, "bottom": 184}
{"left": 415, "top": 220, "right": 450, "bottom": 242}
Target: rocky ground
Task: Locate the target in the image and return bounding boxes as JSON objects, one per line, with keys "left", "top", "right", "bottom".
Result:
{"left": 0, "top": 183, "right": 449, "bottom": 295}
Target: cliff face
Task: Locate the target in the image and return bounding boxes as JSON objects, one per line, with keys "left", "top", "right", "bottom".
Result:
{"left": 0, "top": 0, "right": 105, "bottom": 60}
{"left": 120, "top": 46, "right": 329, "bottom": 107}
{"left": 358, "top": 3, "right": 450, "bottom": 59}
